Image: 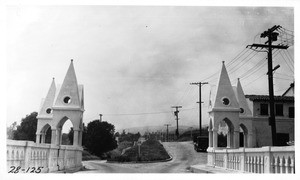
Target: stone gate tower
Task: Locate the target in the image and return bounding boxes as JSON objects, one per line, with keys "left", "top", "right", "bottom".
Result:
{"left": 208, "top": 61, "right": 240, "bottom": 149}
{"left": 35, "top": 60, "right": 84, "bottom": 147}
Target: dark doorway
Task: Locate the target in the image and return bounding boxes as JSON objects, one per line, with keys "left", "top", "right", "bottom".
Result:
{"left": 277, "top": 133, "right": 289, "bottom": 146}
{"left": 240, "top": 132, "right": 244, "bottom": 147}
{"left": 45, "top": 127, "right": 52, "bottom": 144}
{"left": 218, "top": 134, "right": 227, "bottom": 147}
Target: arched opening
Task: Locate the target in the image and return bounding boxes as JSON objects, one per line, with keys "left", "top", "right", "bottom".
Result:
{"left": 240, "top": 124, "right": 248, "bottom": 147}
{"left": 217, "top": 120, "right": 228, "bottom": 147}
{"left": 45, "top": 127, "right": 52, "bottom": 144}
{"left": 58, "top": 117, "right": 74, "bottom": 145}
{"left": 217, "top": 118, "right": 235, "bottom": 148}
{"left": 40, "top": 124, "right": 52, "bottom": 144}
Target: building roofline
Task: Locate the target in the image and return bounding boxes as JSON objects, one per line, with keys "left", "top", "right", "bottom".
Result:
{"left": 245, "top": 94, "right": 294, "bottom": 102}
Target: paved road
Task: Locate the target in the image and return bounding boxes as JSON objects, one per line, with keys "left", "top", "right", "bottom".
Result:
{"left": 77, "top": 141, "right": 207, "bottom": 173}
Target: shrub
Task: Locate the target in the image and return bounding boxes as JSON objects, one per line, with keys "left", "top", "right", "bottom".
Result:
{"left": 111, "top": 138, "right": 170, "bottom": 162}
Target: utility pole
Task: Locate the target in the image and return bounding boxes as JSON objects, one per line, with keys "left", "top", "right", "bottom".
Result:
{"left": 190, "top": 82, "right": 208, "bottom": 136}
{"left": 247, "top": 25, "right": 288, "bottom": 146}
{"left": 190, "top": 127, "right": 193, "bottom": 138}
{"left": 164, "top": 124, "right": 171, "bottom": 142}
{"left": 99, "top": 114, "right": 103, "bottom": 122}
{"left": 172, "top": 106, "right": 182, "bottom": 140}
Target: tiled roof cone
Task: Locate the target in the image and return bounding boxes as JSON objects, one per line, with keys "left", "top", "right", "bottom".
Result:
{"left": 54, "top": 59, "right": 81, "bottom": 108}
{"left": 213, "top": 61, "right": 239, "bottom": 109}
{"left": 37, "top": 78, "right": 56, "bottom": 118}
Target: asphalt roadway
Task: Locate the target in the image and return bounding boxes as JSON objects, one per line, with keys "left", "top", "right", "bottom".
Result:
{"left": 76, "top": 141, "right": 207, "bottom": 173}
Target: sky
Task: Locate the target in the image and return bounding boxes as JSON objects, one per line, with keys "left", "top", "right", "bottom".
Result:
{"left": 5, "top": 5, "right": 295, "bottom": 132}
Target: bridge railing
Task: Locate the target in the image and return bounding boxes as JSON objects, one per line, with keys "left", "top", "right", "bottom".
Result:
{"left": 7, "top": 140, "right": 83, "bottom": 173}
{"left": 207, "top": 146, "right": 295, "bottom": 173}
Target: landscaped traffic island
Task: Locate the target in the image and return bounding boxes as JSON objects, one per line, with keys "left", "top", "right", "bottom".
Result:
{"left": 107, "top": 138, "right": 171, "bottom": 162}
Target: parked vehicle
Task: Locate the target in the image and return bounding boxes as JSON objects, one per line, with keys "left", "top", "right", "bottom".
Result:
{"left": 193, "top": 136, "right": 208, "bottom": 152}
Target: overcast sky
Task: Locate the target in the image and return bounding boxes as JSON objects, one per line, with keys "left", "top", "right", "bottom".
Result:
{"left": 6, "top": 6, "right": 294, "bottom": 132}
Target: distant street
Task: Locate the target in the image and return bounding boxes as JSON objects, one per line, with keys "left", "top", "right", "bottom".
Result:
{"left": 77, "top": 141, "right": 207, "bottom": 173}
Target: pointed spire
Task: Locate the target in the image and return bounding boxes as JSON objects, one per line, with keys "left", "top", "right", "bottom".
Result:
{"left": 213, "top": 61, "right": 239, "bottom": 109}
{"left": 237, "top": 78, "right": 244, "bottom": 96}
{"left": 54, "top": 60, "right": 81, "bottom": 108}
{"left": 38, "top": 78, "right": 56, "bottom": 117}
{"left": 236, "top": 78, "right": 252, "bottom": 116}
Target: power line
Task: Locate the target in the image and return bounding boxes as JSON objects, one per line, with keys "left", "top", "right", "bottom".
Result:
{"left": 200, "top": 48, "right": 250, "bottom": 82}
{"left": 228, "top": 51, "right": 259, "bottom": 75}
{"left": 239, "top": 58, "right": 267, "bottom": 80}
{"left": 238, "top": 49, "right": 280, "bottom": 80}
{"left": 104, "top": 111, "right": 173, "bottom": 116}
{"left": 227, "top": 48, "right": 250, "bottom": 67}
{"left": 280, "top": 27, "right": 294, "bottom": 33}
{"left": 276, "top": 72, "right": 294, "bottom": 78}
{"left": 285, "top": 50, "right": 294, "bottom": 64}
{"left": 181, "top": 87, "right": 198, "bottom": 106}
{"left": 282, "top": 50, "right": 294, "bottom": 67}
{"left": 244, "top": 73, "right": 266, "bottom": 88}
{"left": 233, "top": 49, "right": 281, "bottom": 85}
{"left": 278, "top": 51, "right": 294, "bottom": 73}
{"left": 280, "top": 50, "right": 293, "bottom": 68}
{"left": 278, "top": 28, "right": 294, "bottom": 36}
{"left": 175, "top": 86, "right": 191, "bottom": 106}
{"left": 273, "top": 77, "right": 294, "bottom": 81}
{"left": 201, "top": 49, "right": 252, "bottom": 84}
{"left": 102, "top": 108, "right": 196, "bottom": 116}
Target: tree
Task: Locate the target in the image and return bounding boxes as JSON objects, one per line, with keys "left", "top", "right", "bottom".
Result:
{"left": 85, "top": 120, "right": 117, "bottom": 157}
{"left": 13, "top": 112, "right": 38, "bottom": 142}
{"left": 7, "top": 122, "right": 17, "bottom": 139}
{"left": 114, "top": 132, "right": 120, "bottom": 137}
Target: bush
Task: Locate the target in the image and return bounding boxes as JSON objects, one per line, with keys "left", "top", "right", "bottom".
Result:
{"left": 107, "top": 141, "right": 134, "bottom": 161}
{"left": 109, "top": 138, "right": 170, "bottom": 162}
{"left": 82, "top": 150, "right": 101, "bottom": 161}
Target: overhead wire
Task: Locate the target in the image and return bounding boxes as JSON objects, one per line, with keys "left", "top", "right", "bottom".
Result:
{"left": 228, "top": 51, "right": 259, "bottom": 75}
{"left": 207, "top": 49, "right": 259, "bottom": 85}
{"left": 282, "top": 50, "right": 294, "bottom": 68}
{"left": 243, "top": 48, "right": 293, "bottom": 88}
{"left": 278, "top": 50, "right": 294, "bottom": 73}
{"left": 276, "top": 72, "right": 294, "bottom": 78}
{"left": 244, "top": 73, "right": 266, "bottom": 88}
{"left": 175, "top": 85, "right": 193, "bottom": 106}
{"left": 285, "top": 50, "right": 294, "bottom": 65}
{"left": 273, "top": 77, "right": 294, "bottom": 81}
{"left": 103, "top": 107, "right": 197, "bottom": 117}
{"left": 226, "top": 48, "right": 250, "bottom": 67}
{"left": 233, "top": 48, "right": 283, "bottom": 86}
{"left": 239, "top": 49, "right": 281, "bottom": 80}
{"left": 280, "top": 27, "right": 294, "bottom": 33}
{"left": 200, "top": 48, "right": 250, "bottom": 82}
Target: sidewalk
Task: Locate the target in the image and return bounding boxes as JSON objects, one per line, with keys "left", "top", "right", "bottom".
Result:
{"left": 190, "top": 164, "right": 242, "bottom": 173}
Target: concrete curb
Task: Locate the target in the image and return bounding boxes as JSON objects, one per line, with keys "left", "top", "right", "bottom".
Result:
{"left": 160, "top": 142, "right": 173, "bottom": 162}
